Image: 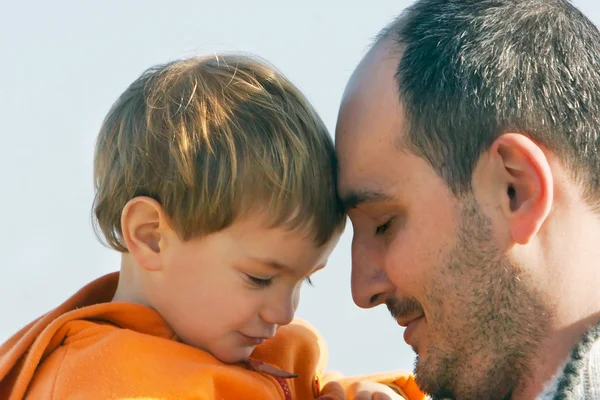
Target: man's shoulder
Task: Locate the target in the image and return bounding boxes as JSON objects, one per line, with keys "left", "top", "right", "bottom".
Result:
{"left": 582, "top": 326, "right": 600, "bottom": 398}
{"left": 537, "top": 320, "right": 600, "bottom": 400}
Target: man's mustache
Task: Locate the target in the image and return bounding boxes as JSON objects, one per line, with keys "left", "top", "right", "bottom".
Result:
{"left": 386, "top": 297, "right": 424, "bottom": 320}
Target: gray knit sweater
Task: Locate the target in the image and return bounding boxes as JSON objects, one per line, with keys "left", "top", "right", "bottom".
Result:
{"left": 537, "top": 321, "right": 600, "bottom": 399}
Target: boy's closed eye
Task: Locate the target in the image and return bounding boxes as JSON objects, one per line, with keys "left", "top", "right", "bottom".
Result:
{"left": 246, "top": 274, "right": 273, "bottom": 288}
{"left": 245, "top": 274, "right": 314, "bottom": 288}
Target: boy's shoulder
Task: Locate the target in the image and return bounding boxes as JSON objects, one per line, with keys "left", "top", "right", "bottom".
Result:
{"left": 257, "top": 318, "right": 328, "bottom": 366}
{"left": 1, "top": 272, "right": 329, "bottom": 399}
{"left": 16, "top": 303, "right": 292, "bottom": 399}
{"left": 251, "top": 319, "right": 329, "bottom": 399}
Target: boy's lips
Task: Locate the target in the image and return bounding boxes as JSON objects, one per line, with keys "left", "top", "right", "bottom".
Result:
{"left": 238, "top": 332, "right": 274, "bottom": 345}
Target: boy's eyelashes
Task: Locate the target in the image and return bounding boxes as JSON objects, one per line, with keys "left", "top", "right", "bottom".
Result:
{"left": 245, "top": 274, "right": 315, "bottom": 288}
{"left": 247, "top": 274, "right": 273, "bottom": 288}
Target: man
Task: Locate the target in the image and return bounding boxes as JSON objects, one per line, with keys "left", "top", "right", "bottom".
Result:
{"left": 335, "top": 0, "right": 600, "bottom": 399}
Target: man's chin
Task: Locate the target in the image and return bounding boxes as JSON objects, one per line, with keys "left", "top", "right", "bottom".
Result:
{"left": 413, "top": 354, "right": 451, "bottom": 399}
{"left": 410, "top": 343, "right": 419, "bottom": 354}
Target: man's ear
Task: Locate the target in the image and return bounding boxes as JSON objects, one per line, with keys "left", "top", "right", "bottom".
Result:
{"left": 482, "top": 133, "right": 553, "bottom": 245}
{"left": 121, "top": 196, "right": 171, "bottom": 271}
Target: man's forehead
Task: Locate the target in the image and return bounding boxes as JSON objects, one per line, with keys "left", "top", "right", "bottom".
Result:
{"left": 336, "top": 39, "right": 404, "bottom": 153}
{"left": 336, "top": 137, "right": 407, "bottom": 208}
{"left": 336, "top": 38, "right": 408, "bottom": 202}
{"left": 339, "top": 37, "right": 401, "bottom": 113}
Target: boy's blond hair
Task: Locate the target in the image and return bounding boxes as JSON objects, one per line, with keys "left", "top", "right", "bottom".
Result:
{"left": 92, "top": 54, "right": 345, "bottom": 252}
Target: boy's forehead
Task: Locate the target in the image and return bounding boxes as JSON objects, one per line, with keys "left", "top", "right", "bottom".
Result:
{"left": 231, "top": 223, "right": 339, "bottom": 274}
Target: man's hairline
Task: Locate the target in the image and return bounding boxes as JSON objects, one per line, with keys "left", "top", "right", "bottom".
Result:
{"left": 337, "top": 18, "right": 422, "bottom": 212}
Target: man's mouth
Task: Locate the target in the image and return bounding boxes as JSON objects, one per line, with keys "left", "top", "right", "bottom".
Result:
{"left": 395, "top": 313, "right": 424, "bottom": 328}
{"left": 397, "top": 314, "right": 425, "bottom": 347}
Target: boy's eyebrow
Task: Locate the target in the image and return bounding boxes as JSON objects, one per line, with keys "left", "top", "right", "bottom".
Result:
{"left": 250, "top": 258, "right": 294, "bottom": 271}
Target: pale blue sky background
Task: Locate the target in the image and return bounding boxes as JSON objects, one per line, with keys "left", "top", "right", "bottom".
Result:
{"left": 1, "top": 0, "right": 599, "bottom": 377}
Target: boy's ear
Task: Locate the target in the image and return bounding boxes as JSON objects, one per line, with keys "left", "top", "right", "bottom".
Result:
{"left": 121, "top": 197, "right": 171, "bottom": 271}
{"left": 478, "top": 133, "right": 553, "bottom": 245}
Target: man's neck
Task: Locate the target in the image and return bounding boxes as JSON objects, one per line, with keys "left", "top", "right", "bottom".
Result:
{"left": 513, "top": 211, "right": 600, "bottom": 399}
{"left": 514, "top": 312, "right": 600, "bottom": 399}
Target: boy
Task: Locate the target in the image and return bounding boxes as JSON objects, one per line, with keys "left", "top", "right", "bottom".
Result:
{"left": 0, "top": 54, "right": 424, "bottom": 399}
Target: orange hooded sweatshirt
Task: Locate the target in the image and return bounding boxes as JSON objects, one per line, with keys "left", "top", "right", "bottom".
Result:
{"left": 0, "top": 273, "right": 425, "bottom": 400}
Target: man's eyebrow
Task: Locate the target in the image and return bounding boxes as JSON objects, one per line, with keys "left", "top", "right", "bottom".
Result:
{"left": 340, "top": 190, "right": 392, "bottom": 211}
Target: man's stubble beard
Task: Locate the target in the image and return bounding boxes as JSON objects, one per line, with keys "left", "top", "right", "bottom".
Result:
{"left": 409, "top": 198, "right": 551, "bottom": 399}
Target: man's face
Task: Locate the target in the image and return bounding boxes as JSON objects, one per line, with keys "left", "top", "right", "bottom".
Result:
{"left": 335, "top": 40, "right": 550, "bottom": 399}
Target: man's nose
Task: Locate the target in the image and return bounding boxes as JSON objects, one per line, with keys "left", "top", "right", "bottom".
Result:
{"left": 351, "top": 235, "right": 395, "bottom": 309}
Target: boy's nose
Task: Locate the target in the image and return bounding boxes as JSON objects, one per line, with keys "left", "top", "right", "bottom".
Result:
{"left": 261, "top": 293, "right": 296, "bottom": 327}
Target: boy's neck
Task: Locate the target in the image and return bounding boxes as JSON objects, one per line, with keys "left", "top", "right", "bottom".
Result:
{"left": 112, "top": 254, "right": 150, "bottom": 307}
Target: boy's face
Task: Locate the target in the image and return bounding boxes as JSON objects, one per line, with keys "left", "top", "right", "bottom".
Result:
{"left": 145, "top": 212, "right": 341, "bottom": 364}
